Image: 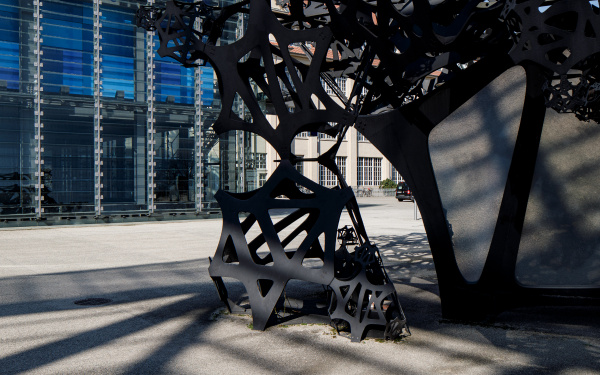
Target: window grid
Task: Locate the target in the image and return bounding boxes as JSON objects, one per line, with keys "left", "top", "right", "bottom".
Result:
{"left": 337, "top": 77, "right": 346, "bottom": 93}
{"left": 391, "top": 166, "right": 404, "bottom": 184}
{"left": 319, "top": 123, "right": 345, "bottom": 140}
{"left": 259, "top": 173, "right": 267, "bottom": 187}
{"left": 319, "top": 133, "right": 336, "bottom": 139}
{"left": 337, "top": 156, "right": 347, "bottom": 181}
{"left": 323, "top": 77, "right": 346, "bottom": 95}
{"left": 319, "top": 156, "right": 346, "bottom": 186}
{"left": 357, "top": 157, "right": 382, "bottom": 186}
{"left": 256, "top": 153, "right": 267, "bottom": 169}
{"left": 295, "top": 155, "right": 304, "bottom": 176}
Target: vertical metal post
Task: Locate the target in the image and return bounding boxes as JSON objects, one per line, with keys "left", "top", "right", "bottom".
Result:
{"left": 194, "top": 60, "right": 203, "bottom": 213}
{"left": 33, "top": 0, "right": 43, "bottom": 219}
{"left": 237, "top": 12, "right": 245, "bottom": 193}
{"left": 239, "top": 131, "right": 245, "bottom": 192}
{"left": 146, "top": 0, "right": 156, "bottom": 214}
{"left": 414, "top": 199, "right": 418, "bottom": 220}
{"left": 93, "top": 0, "right": 103, "bottom": 217}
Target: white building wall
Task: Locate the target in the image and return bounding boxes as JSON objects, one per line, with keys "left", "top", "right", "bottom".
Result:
{"left": 266, "top": 114, "right": 280, "bottom": 180}
{"left": 264, "top": 77, "right": 403, "bottom": 188}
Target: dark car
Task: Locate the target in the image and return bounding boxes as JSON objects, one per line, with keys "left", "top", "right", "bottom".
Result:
{"left": 395, "top": 182, "right": 413, "bottom": 202}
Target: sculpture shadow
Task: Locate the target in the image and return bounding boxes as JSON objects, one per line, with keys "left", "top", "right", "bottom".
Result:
{"left": 1, "top": 250, "right": 599, "bottom": 373}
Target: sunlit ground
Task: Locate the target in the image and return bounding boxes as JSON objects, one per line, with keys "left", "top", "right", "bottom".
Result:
{"left": 1, "top": 198, "right": 599, "bottom": 374}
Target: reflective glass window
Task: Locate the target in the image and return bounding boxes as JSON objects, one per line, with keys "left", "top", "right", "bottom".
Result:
{"left": 0, "top": 1, "right": 37, "bottom": 216}
{"left": 40, "top": 99, "right": 95, "bottom": 213}
{"left": 100, "top": 2, "right": 139, "bottom": 100}
{"left": 0, "top": 98, "right": 36, "bottom": 215}
{"left": 0, "top": 0, "right": 21, "bottom": 90}
{"left": 41, "top": 0, "right": 94, "bottom": 96}
{"left": 357, "top": 157, "right": 381, "bottom": 186}
{"left": 100, "top": 106, "right": 147, "bottom": 212}
{"left": 99, "top": 1, "right": 147, "bottom": 212}
{"left": 154, "top": 47, "right": 194, "bottom": 104}
{"left": 154, "top": 108, "right": 195, "bottom": 210}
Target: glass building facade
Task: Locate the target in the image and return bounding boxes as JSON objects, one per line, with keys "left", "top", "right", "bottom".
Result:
{"left": 0, "top": 0, "right": 266, "bottom": 224}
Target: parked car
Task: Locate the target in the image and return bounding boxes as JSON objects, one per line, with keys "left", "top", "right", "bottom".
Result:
{"left": 395, "top": 182, "right": 413, "bottom": 202}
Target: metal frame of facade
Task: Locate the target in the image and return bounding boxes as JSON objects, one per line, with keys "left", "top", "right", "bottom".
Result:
{"left": 33, "top": 0, "right": 43, "bottom": 219}
{"left": 93, "top": 0, "right": 103, "bottom": 217}
{"left": 5, "top": 0, "right": 222, "bottom": 222}
{"left": 193, "top": 17, "right": 203, "bottom": 213}
{"left": 146, "top": 0, "right": 157, "bottom": 215}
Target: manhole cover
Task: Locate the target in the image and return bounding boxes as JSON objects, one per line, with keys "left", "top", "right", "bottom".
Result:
{"left": 74, "top": 298, "right": 112, "bottom": 306}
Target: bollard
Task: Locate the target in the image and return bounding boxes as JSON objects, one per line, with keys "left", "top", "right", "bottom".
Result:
{"left": 414, "top": 199, "right": 418, "bottom": 220}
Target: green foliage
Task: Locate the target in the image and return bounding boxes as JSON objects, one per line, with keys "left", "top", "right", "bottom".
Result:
{"left": 379, "top": 178, "right": 397, "bottom": 189}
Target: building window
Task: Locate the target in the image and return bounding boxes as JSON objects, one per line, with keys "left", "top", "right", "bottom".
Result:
{"left": 337, "top": 78, "right": 347, "bottom": 93}
{"left": 319, "top": 122, "right": 346, "bottom": 140}
{"left": 259, "top": 173, "right": 267, "bottom": 187}
{"left": 319, "top": 133, "right": 336, "bottom": 140}
{"left": 357, "top": 157, "right": 382, "bottom": 186}
{"left": 256, "top": 153, "right": 267, "bottom": 169}
{"left": 391, "top": 166, "right": 404, "bottom": 184}
{"left": 338, "top": 78, "right": 347, "bottom": 93}
{"left": 295, "top": 155, "right": 303, "bottom": 176}
{"left": 322, "top": 77, "right": 346, "bottom": 95}
{"left": 357, "top": 131, "right": 367, "bottom": 142}
{"left": 319, "top": 157, "right": 346, "bottom": 186}
{"left": 337, "top": 156, "right": 347, "bottom": 180}
{"left": 296, "top": 131, "right": 310, "bottom": 138}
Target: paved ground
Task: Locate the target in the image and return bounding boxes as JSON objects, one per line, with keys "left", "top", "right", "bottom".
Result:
{"left": 1, "top": 197, "right": 599, "bottom": 374}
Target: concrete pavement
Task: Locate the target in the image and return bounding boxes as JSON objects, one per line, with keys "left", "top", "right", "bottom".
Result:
{"left": 1, "top": 197, "right": 599, "bottom": 374}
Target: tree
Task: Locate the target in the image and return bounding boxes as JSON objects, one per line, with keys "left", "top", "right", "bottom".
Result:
{"left": 379, "top": 178, "right": 397, "bottom": 189}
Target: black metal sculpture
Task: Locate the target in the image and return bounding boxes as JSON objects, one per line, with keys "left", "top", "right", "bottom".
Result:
{"left": 138, "top": 0, "right": 600, "bottom": 333}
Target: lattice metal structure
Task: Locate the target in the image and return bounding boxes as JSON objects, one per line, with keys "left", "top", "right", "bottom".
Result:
{"left": 138, "top": 0, "right": 600, "bottom": 332}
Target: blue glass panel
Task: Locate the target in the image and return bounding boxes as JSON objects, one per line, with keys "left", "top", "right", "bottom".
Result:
{"left": 200, "top": 66, "right": 215, "bottom": 104}
{"left": 101, "top": 31, "right": 135, "bottom": 57}
{"left": 43, "top": 0, "right": 94, "bottom": 25}
{"left": 100, "top": 6, "right": 133, "bottom": 30}
{"left": 154, "top": 39, "right": 195, "bottom": 104}
{"left": 101, "top": 54, "right": 134, "bottom": 99}
{"left": 42, "top": 48, "right": 93, "bottom": 73}
{"left": 101, "top": 54, "right": 134, "bottom": 71}
{"left": 0, "top": 9, "right": 19, "bottom": 43}
{"left": 99, "top": 4, "right": 137, "bottom": 101}
{"left": 0, "top": 41, "right": 19, "bottom": 89}
{"left": 156, "top": 62, "right": 180, "bottom": 85}
{"left": 41, "top": 1, "right": 94, "bottom": 96}
{"left": 42, "top": 19, "right": 94, "bottom": 51}
{"left": 0, "top": 4, "right": 20, "bottom": 90}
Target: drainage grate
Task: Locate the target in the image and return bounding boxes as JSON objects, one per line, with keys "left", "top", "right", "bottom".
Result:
{"left": 74, "top": 298, "right": 112, "bottom": 306}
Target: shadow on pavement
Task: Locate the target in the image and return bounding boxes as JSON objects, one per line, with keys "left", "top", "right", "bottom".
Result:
{"left": 0, "top": 233, "right": 599, "bottom": 374}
